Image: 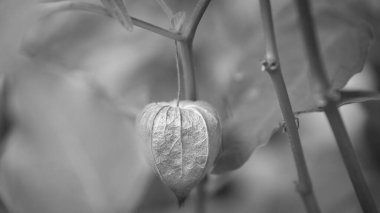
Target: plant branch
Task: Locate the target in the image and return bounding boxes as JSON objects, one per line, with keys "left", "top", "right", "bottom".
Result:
{"left": 156, "top": 0, "right": 174, "bottom": 18}
{"left": 295, "top": 90, "right": 380, "bottom": 114}
{"left": 293, "top": 0, "right": 379, "bottom": 212}
{"left": 259, "top": 1, "right": 321, "bottom": 212}
{"left": 292, "top": 0, "right": 329, "bottom": 102}
{"left": 131, "top": 17, "right": 183, "bottom": 40}
{"left": 324, "top": 104, "right": 378, "bottom": 209}
{"left": 175, "top": 41, "right": 183, "bottom": 105}
{"left": 175, "top": 0, "right": 212, "bottom": 101}
{"left": 176, "top": 41, "right": 197, "bottom": 100}
{"left": 183, "top": 0, "right": 211, "bottom": 41}
{"left": 41, "top": 1, "right": 183, "bottom": 40}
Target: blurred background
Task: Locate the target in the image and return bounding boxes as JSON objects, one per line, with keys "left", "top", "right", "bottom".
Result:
{"left": 0, "top": 0, "right": 380, "bottom": 212}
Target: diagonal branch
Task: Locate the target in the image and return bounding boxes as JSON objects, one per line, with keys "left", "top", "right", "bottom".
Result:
{"left": 259, "top": 0, "right": 321, "bottom": 212}
{"left": 293, "top": 0, "right": 379, "bottom": 212}
{"left": 183, "top": 0, "right": 211, "bottom": 42}
{"left": 295, "top": 90, "right": 380, "bottom": 114}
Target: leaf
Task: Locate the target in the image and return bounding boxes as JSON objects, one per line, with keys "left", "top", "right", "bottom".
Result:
{"left": 0, "top": 1, "right": 170, "bottom": 212}
{"left": 211, "top": 0, "right": 373, "bottom": 173}
{"left": 0, "top": 60, "right": 152, "bottom": 212}
{"left": 20, "top": 1, "right": 113, "bottom": 58}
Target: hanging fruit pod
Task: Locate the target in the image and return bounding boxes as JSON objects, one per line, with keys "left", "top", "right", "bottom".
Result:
{"left": 136, "top": 100, "right": 222, "bottom": 203}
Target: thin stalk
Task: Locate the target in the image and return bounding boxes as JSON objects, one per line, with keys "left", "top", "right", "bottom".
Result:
{"left": 156, "top": 0, "right": 174, "bottom": 18}
{"left": 175, "top": 41, "right": 182, "bottom": 106}
{"left": 183, "top": 0, "right": 211, "bottom": 41}
{"left": 292, "top": 0, "right": 329, "bottom": 97}
{"left": 325, "top": 104, "right": 378, "bottom": 212}
{"left": 131, "top": 17, "right": 183, "bottom": 41}
{"left": 259, "top": 0, "right": 321, "bottom": 212}
{"left": 177, "top": 41, "right": 197, "bottom": 101}
{"left": 176, "top": 0, "right": 211, "bottom": 101}
{"left": 293, "top": 0, "right": 379, "bottom": 212}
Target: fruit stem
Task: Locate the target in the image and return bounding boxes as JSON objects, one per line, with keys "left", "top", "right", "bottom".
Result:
{"left": 131, "top": 17, "right": 183, "bottom": 41}
{"left": 176, "top": 0, "right": 211, "bottom": 102}
{"left": 293, "top": 0, "right": 379, "bottom": 212}
{"left": 259, "top": 0, "right": 321, "bottom": 213}
{"left": 183, "top": 0, "right": 211, "bottom": 42}
{"left": 175, "top": 41, "right": 182, "bottom": 106}
{"left": 177, "top": 40, "right": 196, "bottom": 101}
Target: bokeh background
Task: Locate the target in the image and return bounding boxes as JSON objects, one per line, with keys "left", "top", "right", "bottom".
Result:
{"left": 0, "top": 0, "right": 379, "bottom": 212}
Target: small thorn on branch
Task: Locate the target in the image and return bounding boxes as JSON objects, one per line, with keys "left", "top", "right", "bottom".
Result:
{"left": 281, "top": 117, "right": 300, "bottom": 133}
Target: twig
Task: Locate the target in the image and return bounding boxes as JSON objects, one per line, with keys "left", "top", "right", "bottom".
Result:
{"left": 175, "top": 41, "right": 183, "bottom": 106}
{"left": 175, "top": 0, "right": 212, "bottom": 101}
{"left": 183, "top": 0, "right": 211, "bottom": 41}
{"left": 156, "top": 0, "right": 174, "bottom": 18}
{"left": 131, "top": 17, "right": 183, "bottom": 40}
{"left": 259, "top": 0, "right": 321, "bottom": 212}
{"left": 293, "top": 0, "right": 379, "bottom": 212}
{"left": 177, "top": 41, "right": 197, "bottom": 101}
{"left": 295, "top": 90, "right": 380, "bottom": 114}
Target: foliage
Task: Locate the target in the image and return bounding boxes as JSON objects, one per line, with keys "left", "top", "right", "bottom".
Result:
{"left": 0, "top": 0, "right": 379, "bottom": 212}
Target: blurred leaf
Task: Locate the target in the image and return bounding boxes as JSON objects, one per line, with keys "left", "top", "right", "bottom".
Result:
{"left": 0, "top": 61, "right": 152, "bottom": 213}
{"left": 212, "top": 0, "right": 373, "bottom": 173}
{"left": 0, "top": 0, "right": 170, "bottom": 212}
{"left": 20, "top": 1, "right": 115, "bottom": 59}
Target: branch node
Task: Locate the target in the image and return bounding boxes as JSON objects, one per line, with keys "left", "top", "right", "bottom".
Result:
{"left": 316, "top": 90, "right": 341, "bottom": 109}
{"left": 261, "top": 60, "right": 278, "bottom": 73}
{"left": 281, "top": 117, "right": 300, "bottom": 133}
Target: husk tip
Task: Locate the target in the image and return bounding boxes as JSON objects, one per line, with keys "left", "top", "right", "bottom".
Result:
{"left": 176, "top": 195, "right": 188, "bottom": 207}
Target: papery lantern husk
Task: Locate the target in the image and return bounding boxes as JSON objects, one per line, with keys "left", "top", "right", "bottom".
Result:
{"left": 136, "top": 100, "right": 222, "bottom": 204}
